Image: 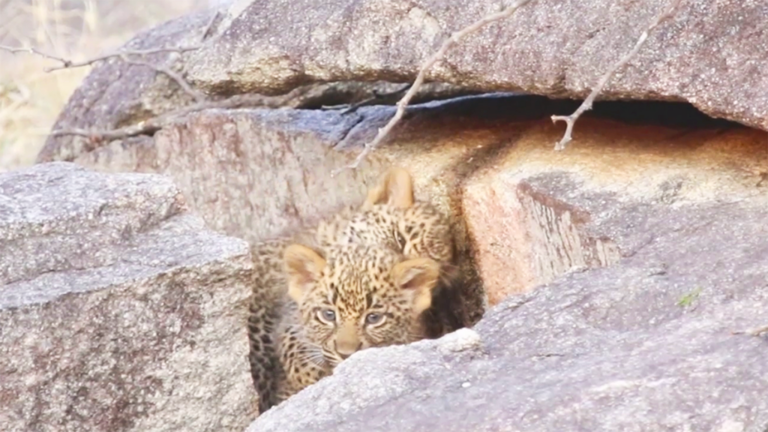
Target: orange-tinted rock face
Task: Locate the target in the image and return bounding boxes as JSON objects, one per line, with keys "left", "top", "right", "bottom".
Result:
{"left": 455, "top": 115, "right": 768, "bottom": 304}
{"left": 66, "top": 94, "right": 768, "bottom": 314}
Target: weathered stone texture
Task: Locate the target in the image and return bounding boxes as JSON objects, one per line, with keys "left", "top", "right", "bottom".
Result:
{"left": 41, "top": 0, "right": 768, "bottom": 163}
{"left": 186, "top": 0, "right": 768, "bottom": 131}
{"left": 0, "top": 162, "right": 258, "bottom": 432}
{"left": 25, "top": 0, "right": 768, "bottom": 426}
{"left": 37, "top": 8, "right": 220, "bottom": 164}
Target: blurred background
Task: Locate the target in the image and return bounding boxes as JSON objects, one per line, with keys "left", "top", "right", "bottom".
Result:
{"left": 0, "top": 0, "right": 222, "bottom": 172}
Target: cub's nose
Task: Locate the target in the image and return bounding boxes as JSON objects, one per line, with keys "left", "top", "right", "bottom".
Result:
{"left": 335, "top": 341, "right": 363, "bottom": 359}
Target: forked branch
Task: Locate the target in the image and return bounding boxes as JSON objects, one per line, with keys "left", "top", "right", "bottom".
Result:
{"left": 550, "top": 0, "right": 684, "bottom": 151}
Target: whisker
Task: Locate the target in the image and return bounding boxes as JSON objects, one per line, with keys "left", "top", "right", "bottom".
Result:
{"left": 294, "top": 352, "right": 328, "bottom": 368}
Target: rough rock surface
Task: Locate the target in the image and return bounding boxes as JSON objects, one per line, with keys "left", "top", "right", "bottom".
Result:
{"left": 37, "top": 8, "right": 219, "bottom": 163}
{"left": 68, "top": 97, "right": 501, "bottom": 328}
{"left": 187, "top": 0, "right": 768, "bottom": 130}
{"left": 0, "top": 163, "right": 257, "bottom": 432}
{"left": 37, "top": 0, "right": 474, "bottom": 165}
{"left": 247, "top": 163, "right": 768, "bottom": 432}
{"left": 41, "top": 0, "right": 768, "bottom": 163}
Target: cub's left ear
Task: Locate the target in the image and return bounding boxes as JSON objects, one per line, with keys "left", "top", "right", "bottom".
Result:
{"left": 362, "top": 167, "right": 414, "bottom": 210}
{"left": 284, "top": 244, "right": 326, "bottom": 303}
{"left": 392, "top": 257, "right": 440, "bottom": 314}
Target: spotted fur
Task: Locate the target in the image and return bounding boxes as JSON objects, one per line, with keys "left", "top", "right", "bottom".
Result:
{"left": 247, "top": 167, "right": 459, "bottom": 413}
{"left": 284, "top": 243, "right": 439, "bottom": 367}
{"left": 317, "top": 167, "right": 455, "bottom": 265}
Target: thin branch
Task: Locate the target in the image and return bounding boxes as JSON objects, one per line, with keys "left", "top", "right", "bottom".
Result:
{"left": 48, "top": 93, "right": 311, "bottom": 141}
{"left": 332, "top": 0, "right": 536, "bottom": 175}
{"left": 44, "top": 46, "right": 201, "bottom": 72}
{"left": 2, "top": 11, "right": 226, "bottom": 144}
{"left": 551, "top": 0, "right": 684, "bottom": 151}
{"left": 1, "top": 43, "right": 207, "bottom": 101}
{"left": 0, "top": 45, "right": 72, "bottom": 65}
{"left": 0, "top": 44, "right": 202, "bottom": 72}
{"left": 124, "top": 58, "right": 206, "bottom": 102}
{"left": 201, "top": 11, "right": 222, "bottom": 42}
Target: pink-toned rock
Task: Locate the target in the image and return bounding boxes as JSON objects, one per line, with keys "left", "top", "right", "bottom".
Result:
{"left": 0, "top": 162, "right": 258, "bottom": 432}
{"left": 41, "top": 0, "right": 768, "bottom": 165}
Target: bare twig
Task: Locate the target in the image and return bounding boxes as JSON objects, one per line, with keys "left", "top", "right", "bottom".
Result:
{"left": 551, "top": 0, "right": 683, "bottom": 151}
{"left": 0, "top": 44, "right": 202, "bottom": 72}
{"left": 44, "top": 46, "right": 201, "bottom": 72}
{"left": 201, "top": 11, "right": 222, "bottom": 42}
{"left": 1, "top": 43, "right": 207, "bottom": 102}
{"left": 49, "top": 93, "right": 310, "bottom": 141}
{"left": 2, "top": 15, "right": 228, "bottom": 144}
{"left": 124, "top": 58, "right": 206, "bottom": 102}
{"left": 0, "top": 44, "right": 72, "bottom": 65}
{"left": 332, "top": 0, "right": 536, "bottom": 175}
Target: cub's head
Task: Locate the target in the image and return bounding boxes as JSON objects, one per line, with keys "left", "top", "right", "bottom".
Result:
{"left": 283, "top": 243, "right": 440, "bottom": 365}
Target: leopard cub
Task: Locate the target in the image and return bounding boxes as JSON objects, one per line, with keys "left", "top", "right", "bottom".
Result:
{"left": 275, "top": 242, "right": 441, "bottom": 404}
{"left": 248, "top": 167, "right": 459, "bottom": 413}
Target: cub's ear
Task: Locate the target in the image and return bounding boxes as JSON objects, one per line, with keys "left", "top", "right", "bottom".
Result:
{"left": 283, "top": 244, "right": 326, "bottom": 303}
{"left": 362, "top": 167, "right": 414, "bottom": 210}
{"left": 392, "top": 258, "right": 440, "bottom": 314}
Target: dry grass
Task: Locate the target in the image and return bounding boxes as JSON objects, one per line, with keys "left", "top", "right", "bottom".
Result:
{"left": 0, "top": 0, "right": 212, "bottom": 172}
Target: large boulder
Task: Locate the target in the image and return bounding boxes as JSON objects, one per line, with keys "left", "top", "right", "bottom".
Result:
{"left": 36, "top": 1, "right": 473, "bottom": 165}
{"left": 0, "top": 162, "right": 257, "bottom": 432}
{"left": 40, "top": 0, "right": 768, "bottom": 164}
{"left": 183, "top": 0, "right": 768, "bottom": 131}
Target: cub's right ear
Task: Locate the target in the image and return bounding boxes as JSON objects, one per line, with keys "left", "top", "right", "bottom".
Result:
{"left": 362, "top": 167, "right": 414, "bottom": 210}
{"left": 283, "top": 244, "right": 326, "bottom": 303}
{"left": 392, "top": 257, "right": 440, "bottom": 315}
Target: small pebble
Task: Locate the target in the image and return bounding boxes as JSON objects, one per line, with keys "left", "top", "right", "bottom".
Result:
{"left": 437, "top": 328, "right": 483, "bottom": 354}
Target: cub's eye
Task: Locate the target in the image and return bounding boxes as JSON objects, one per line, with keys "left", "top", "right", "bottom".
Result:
{"left": 365, "top": 312, "right": 385, "bottom": 325}
{"left": 318, "top": 309, "right": 336, "bottom": 323}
